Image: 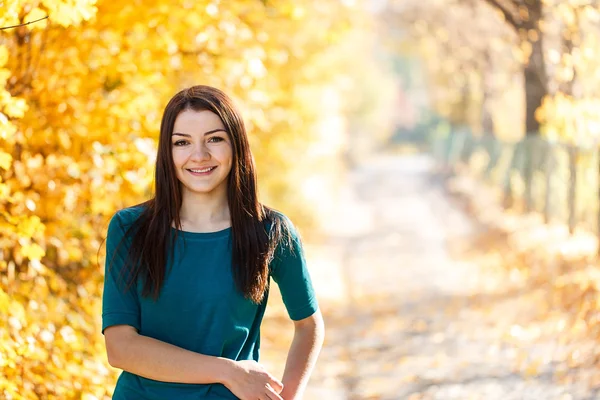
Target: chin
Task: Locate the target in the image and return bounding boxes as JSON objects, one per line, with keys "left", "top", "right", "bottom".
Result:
{"left": 187, "top": 186, "right": 217, "bottom": 194}
{"left": 184, "top": 182, "right": 227, "bottom": 195}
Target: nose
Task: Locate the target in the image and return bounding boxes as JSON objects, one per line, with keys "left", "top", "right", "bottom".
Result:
{"left": 190, "top": 143, "right": 210, "bottom": 161}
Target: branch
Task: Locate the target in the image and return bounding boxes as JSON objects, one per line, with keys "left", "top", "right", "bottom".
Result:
{"left": 480, "top": 0, "right": 520, "bottom": 31}
{"left": 0, "top": 16, "right": 48, "bottom": 31}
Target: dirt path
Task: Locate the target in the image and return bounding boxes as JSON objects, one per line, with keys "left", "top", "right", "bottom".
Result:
{"left": 261, "top": 154, "right": 596, "bottom": 400}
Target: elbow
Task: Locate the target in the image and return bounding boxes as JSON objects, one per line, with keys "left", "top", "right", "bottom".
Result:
{"left": 106, "top": 338, "right": 124, "bottom": 368}
{"left": 104, "top": 325, "right": 137, "bottom": 369}
{"left": 107, "top": 354, "right": 120, "bottom": 369}
{"left": 106, "top": 347, "right": 121, "bottom": 369}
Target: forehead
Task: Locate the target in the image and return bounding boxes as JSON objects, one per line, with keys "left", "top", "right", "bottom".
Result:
{"left": 172, "top": 109, "right": 226, "bottom": 134}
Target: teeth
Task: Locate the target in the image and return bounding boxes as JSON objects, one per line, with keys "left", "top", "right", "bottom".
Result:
{"left": 189, "top": 167, "right": 213, "bottom": 173}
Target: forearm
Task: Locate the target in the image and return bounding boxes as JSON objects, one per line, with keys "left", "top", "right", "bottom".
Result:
{"left": 110, "top": 333, "right": 233, "bottom": 384}
{"left": 280, "top": 312, "right": 325, "bottom": 400}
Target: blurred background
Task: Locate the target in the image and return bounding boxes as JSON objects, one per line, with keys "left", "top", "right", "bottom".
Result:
{"left": 3, "top": 0, "right": 600, "bottom": 398}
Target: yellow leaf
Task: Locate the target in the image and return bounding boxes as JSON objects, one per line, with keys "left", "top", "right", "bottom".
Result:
{"left": 4, "top": 97, "right": 28, "bottom": 118}
{"left": 0, "top": 69, "right": 10, "bottom": 86}
{"left": 20, "top": 243, "right": 45, "bottom": 262}
{"left": 0, "top": 150, "right": 11, "bottom": 170}
{"left": 0, "top": 46, "right": 8, "bottom": 67}
{"left": 23, "top": 8, "right": 48, "bottom": 30}
{"left": 17, "top": 215, "right": 45, "bottom": 237}
{"left": 66, "top": 244, "right": 83, "bottom": 262}
{"left": 0, "top": 288, "right": 9, "bottom": 314}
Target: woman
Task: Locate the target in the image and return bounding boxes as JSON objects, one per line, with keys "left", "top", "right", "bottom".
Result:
{"left": 102, "top": 85, "right": 324, "bottom": 400}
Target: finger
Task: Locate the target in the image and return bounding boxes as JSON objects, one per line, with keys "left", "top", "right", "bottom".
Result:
{"left": 265, "top": 384, "right": 284, "bottom": 400}
{"left": 267, "top": 376, "right": 284, "bottom": 393}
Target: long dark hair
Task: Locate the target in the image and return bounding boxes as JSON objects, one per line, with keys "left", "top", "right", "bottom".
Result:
{"left": 107, "top": 85, "right": 289, "bottom": 304}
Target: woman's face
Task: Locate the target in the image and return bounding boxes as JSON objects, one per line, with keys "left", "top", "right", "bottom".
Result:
{"left": 171, "top": 109, "right": 233, "bottom": 199}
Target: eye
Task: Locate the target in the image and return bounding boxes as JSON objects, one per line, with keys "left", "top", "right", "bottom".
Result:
{"left": 173, "top": 140, "right": 188, "bottom": 146}
{"left": 208, "top": 136, "right": 224, "bottom": 143}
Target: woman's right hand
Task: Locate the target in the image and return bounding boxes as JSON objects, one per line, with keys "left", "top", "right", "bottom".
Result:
{"left": 223, "top": 359, "right": 284, "bottom": 400}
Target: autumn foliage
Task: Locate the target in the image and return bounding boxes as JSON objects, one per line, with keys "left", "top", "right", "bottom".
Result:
{"left": 0, "top": 1, "right": 380, "bottom": 398}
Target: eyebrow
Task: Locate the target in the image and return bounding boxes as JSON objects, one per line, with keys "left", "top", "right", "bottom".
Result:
{"left": 172, "top": 128, "right": 227, "bottom": 138}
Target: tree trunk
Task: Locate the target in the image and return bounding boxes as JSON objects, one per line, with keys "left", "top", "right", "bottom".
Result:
{"left": 560, "top": 35, "right": 575, "bottom": 96}
{"left": 523, "top": 2, "right": 547, "bottom": 136}
{"left": 481, "top": 70, "right": 495, "bottom": 137}
{"left": 480, "top": 50, "right": 495, "bottom": 137}
{"left": 481, "top": 101, "right": 495, "bottom": 136}
{"left": 560, "top": 8, "right": 580, "bottom": 97}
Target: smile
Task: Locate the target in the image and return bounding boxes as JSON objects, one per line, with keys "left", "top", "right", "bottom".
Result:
{"left": 187, "top": 166, "right": 217, "bottom": 175}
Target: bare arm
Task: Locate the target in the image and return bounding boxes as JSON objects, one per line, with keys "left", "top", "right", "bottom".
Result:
{"left": 105, "top": 325, "right": 233, "bottom": 384}
{"left": 279, "top": 309, "right": 325, "bottom": 400}
{"left": 105, "top": 325, "right": 284, "bottom": 400}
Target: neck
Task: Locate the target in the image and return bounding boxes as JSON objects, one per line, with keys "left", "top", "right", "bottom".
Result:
{"left": 178, "top": 190, "right": 230, "bottom": 227}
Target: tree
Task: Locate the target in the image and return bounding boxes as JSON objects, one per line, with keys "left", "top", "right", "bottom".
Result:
{"left": 384, "top": 0, "right": 517, "bottom": 137}
{"left": 480, "top": 0, "right": 548, "bottom": 135}
{"left": 0, "top": 1, "right": 374, "bottom": 397}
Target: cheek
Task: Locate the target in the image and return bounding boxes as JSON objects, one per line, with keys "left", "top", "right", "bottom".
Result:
{"left": 226, "top": 146, "right": 233, "bottom": 162}
{"left": 217, "top": 147, "right": 233, "bottom": 165}
{"left": 171, "top": 150, "right": 185, "bottom": 166}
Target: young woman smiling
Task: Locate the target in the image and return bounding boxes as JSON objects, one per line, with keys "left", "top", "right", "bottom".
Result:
{"left": 102, "top": 85, "right": 324, "bottom": 400}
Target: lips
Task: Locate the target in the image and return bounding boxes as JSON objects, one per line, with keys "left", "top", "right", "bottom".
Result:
{"left": 187, "top": 166, "right": 217, "bottom": 175}
{"left": 187, "top": 166, "right": 216, "bottom": 173}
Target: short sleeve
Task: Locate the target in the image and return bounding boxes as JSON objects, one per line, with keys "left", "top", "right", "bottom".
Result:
{"left": 270, "top": 218, "right": 319, "bottom": 321}
{"left": 102, "top": 211, "right": 141, "bottom": 334}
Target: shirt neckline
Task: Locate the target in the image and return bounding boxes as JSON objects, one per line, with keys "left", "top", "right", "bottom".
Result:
{"left": 170, "top": 226, "right": 232, "bottom": 240}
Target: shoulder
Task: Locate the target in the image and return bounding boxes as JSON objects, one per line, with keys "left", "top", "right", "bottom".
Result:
{"left": 266, "top": 209, "right": 291, "bottom": 227}
{"left": 108, "top": 203, "right": 148, "bottom": 234}
{"left": 263, "top": 208, "right": 304, "bottom": 260}
{"left": 117, "top": 204, "right": 147, "bottom": 223}
{"left": 264, "top": 208, "right": 299, "bottom": 239}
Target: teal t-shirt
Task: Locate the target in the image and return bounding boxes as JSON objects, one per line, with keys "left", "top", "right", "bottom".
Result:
{"left": 102, "top": 205, "right": 318, "bottom": 400}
